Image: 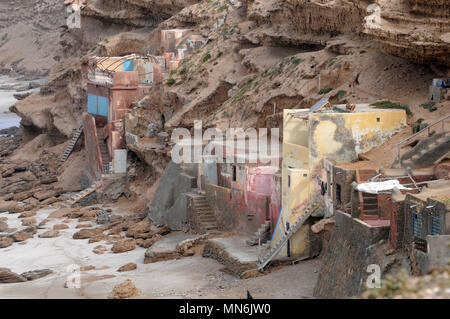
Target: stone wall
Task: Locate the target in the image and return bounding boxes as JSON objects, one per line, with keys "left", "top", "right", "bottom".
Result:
{"left": 313, "top": 211, "right": 390, "bottom": 298}
{"left": 148, "top": 161, "right": 197, "bottom": 231}
{"left": 205, "top": 183, "right": 270, "bottom": 235}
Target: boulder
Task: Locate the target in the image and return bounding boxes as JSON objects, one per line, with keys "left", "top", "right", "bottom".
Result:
{"left": 22, "top": 218, "right": 37, "bottom": 226}
{"left": 33, "top": 189, "right": 59, "bottom": 201}
{"left": 8, "top": 203, "right": 24, "bottom": 214}
{"left": 0, "top": 221, "right": 8, "bottom": 232}
{"left": 80, "top": 265, "right": 96, "bottom": 271}
{"left": 177, "top": 239, "right": 196, "bottom": 257}
{"left": 88, "top": 235, "right": 107, "bottom": 243}
{"left": 72, "top": 228, "right": 103, "bottom": 240}
{"left": 2, "top": 167, "right": 14, "bottom": 177}
{"left": 117, "top": 263, "right": 137, "bottom": 272}
{"left": 125, "top": 218, "right": 152, "bottom": 238}
{"left": 96, "top": 211, "right": 111, "bottom": 224}
{"left": 53, "top": 224, "right": 69, "bottom": 230}
{"left": 108, "top": 225, "right": 123, "bottom": 235}
{"left": 38, "top": 219, "right": 48, "bottom": 228}
{"left": 82, "top": 210, "right": 98, "bottom": 218}
{"left": 156, "top": 224, "right": 171, "bottom": 236}
{"left": 40, "top": 176, "right": 58, "bottom": 184}
{"left": 0, "top": 201, "right": 18, "bottom": 213}
{"left": 93, "top": 245, "right": 107, "bottom": 255}
{"left": 48, "top": 208, "right": 72, "bottom": 219}
{"left": 79, "top": 216, "right": 97, "bottom": 222}
{"left": 0, "top": 236, "right": 13, "bottom": 248}
{"left": 108, "top": 280, "right": 139, "bottom": 299}
{"left": 76, "top": 223, "right": 93, "bottom": 229}
{"left": 0, "top": 269, "right": 27, "bottom": 283}
{"left": 136, "top": 234, "right": 162, "bottom": 248}
{"left": 13, "top": 190, "right": 34, "bottom": 201}
{"left": 19, "top": 210, "right": 37, "bottom": 218}
{"left": 0, "top": 194, "right": 14, "bottom": 201}
{"left": 112, "top": 238, "right": 136, "bottom": 253}
{"left": 40, "top": 196, "right": 58, "bottom": 206}
{"left": 39, "top": 230, "right": 60, "bottom": 238}
{"left": 21, "top": 269, "right": 53, "bottom": 281}
{"left": 109, "top": 215, "right": 123, "bottom": 224}
{"left": 67, "top": 210, "right": 84, "bottom": 219}
{"left": 11, "top": 228, "right": 36, "bottom": 242}
{"left": 23, "top": 197, "right": 40, "bottom": 210}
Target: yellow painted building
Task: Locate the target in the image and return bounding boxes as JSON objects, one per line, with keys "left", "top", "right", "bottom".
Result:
{"left": 271, "top": 104, "right": 407, "bottom": 258}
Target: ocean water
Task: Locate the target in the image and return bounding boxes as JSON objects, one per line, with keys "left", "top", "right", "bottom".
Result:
{"left": 0, "top": 76, "right": 29, "bottom": 130}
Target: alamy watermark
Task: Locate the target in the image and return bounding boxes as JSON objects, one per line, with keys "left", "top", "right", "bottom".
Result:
{"left": 365, "top": 3, "right": 381, "bottom": 29}
{"left": 170, "top": 121, "right": 280, "bottom": 165}
{"left": 366, "top": 264, "right": 381, "bottom": 289}
{"left": 65, "top": 264, "right": 81, "bottom": 289}
{"left": 66, "top": 4, "right": 81, "bottom": 29}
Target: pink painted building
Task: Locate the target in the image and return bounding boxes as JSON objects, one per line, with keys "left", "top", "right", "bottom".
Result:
{"left": 201, "top": 139, "right": 282, "bottom": 236}
{"left": 83, "top": 70, "right": 148, "bottom": 181}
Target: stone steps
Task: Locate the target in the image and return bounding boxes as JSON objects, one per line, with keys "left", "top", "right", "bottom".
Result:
{"left": 193, "top": 196, "right": 218, "bottom": 233}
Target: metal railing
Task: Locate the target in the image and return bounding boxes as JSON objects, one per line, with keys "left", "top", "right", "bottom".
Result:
{"left": 395, "top": 114, "right": 450, "bottom": 165}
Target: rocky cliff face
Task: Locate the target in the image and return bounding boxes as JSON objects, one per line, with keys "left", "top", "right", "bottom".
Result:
{"left": 10, "top": 58, "right": 87, "bottom": 140}
{"left": 363, "top": 0, "right": 450, "bottom": 65}
{"left": 0, "top": 0, "right": 65, "bottom": 76}
{"left": 409, "top": 0, "right": 450, "bottom": 17}
{"left": 5, "top": 0, "right": 450, "bottom": 184}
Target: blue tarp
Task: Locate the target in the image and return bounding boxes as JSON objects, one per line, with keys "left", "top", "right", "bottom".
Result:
{"left": 123, "top": 59, "right": 133, "bottom": 71}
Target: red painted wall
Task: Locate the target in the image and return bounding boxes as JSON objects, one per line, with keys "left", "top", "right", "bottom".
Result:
{"left": 82, "top": 112, "right": 102, "bottom": 182}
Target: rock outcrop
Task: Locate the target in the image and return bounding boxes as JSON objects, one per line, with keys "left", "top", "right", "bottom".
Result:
{"left": 363, "top": 0, "right": 450, "bottom": 65}
{"left": 108, "top": 279, "right": 139, "bottom": 299}
{"left": 0, "top": 0, "right": 65, "bottom": 76}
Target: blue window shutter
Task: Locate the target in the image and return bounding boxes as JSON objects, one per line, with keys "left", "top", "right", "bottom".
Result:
{"left": 97, "top": 96, "right": 109, "bottom": 120}
{"left": 87, "top": 94, "right": 97, "bottom": 115}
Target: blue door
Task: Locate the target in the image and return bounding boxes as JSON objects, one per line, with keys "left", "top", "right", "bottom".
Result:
{"left": 98, "top": 96, "right": 108, "bottom": 118}
{"left": 87, "top": 94, "right": 109, "bottom": 122}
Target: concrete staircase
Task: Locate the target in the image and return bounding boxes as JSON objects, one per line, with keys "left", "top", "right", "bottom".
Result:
{"left": 192, "top": 196, "right": 219, "bottom": 233}
{"left": 66, "top": 181, "right": 102, "bottom": 206}
{"left": 257, "top": 208, "right": 312, "bottom": 271}
{"left": 400, "top": 132, "right": 450, "bottom": 169}
{"left": 96, "top": 128, "right": 111, "bottom": 174}
{"left": 246, "top": 220, "right": 271, "bottom": 246}
{"left": 60, "top": 124, "right": 83, "bottom": 164}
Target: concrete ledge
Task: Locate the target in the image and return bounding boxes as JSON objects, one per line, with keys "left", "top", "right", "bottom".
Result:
{"left": 202, "top": 236, "right": 259, "bottom": 277}
{"left": 144, "top": 234, "right": 204, "bottom": 264}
